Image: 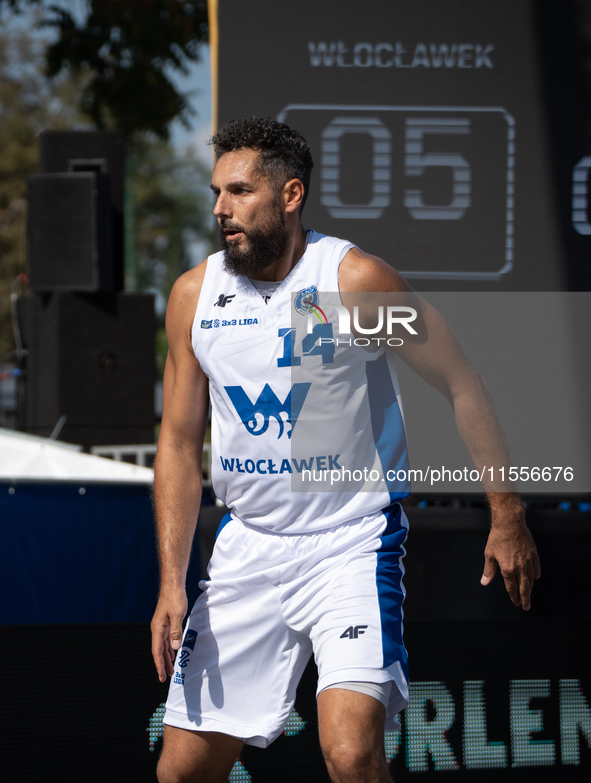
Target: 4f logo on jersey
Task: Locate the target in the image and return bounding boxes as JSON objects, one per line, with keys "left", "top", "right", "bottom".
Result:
{"left": 214, "top": 293, "right": 235, "bottom": 307}
{"left": 225, "top": 383, "right": 311, "bottom": 439}
{"left": 340, "top": 625, "right": 368, "bottom": 639}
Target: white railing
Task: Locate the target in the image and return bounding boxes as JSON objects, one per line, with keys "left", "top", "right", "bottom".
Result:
{"left": 90, "top": 442, "right": 213, "bottom": 487}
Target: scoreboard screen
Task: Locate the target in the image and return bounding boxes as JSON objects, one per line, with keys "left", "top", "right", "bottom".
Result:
{"left": 276, "top": 105, "right": 513, "bottom": 281}
{"left": 214, "top": 0, "right": 591, "bottom": 290}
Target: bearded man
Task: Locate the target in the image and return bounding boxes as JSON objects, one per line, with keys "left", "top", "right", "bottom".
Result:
{"left": 151, "top": 117, "right": 540, "bottom": 783}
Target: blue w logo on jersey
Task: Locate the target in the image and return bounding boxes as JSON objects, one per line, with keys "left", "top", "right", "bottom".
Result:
{"left": 225, "top": 383, "right": 311, "bottom": 439}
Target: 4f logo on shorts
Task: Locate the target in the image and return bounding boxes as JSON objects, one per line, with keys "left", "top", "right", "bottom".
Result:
{"left": 340, "top": 625, "right": 368, "bottom": 639}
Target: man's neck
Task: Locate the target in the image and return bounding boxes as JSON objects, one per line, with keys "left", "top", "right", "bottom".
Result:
{"left": 247, "top": 224, "right": 308, "bottom": 283}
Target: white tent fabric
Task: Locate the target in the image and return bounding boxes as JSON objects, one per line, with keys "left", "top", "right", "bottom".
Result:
{"left": 0, "top": 428, "right": 154, "bottom": 483}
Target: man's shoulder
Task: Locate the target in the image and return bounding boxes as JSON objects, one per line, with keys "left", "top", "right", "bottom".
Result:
{"left": 175, "top": 249, "right": 226, "bottom": 289}
{"left": 168, "top": 259, "right": 209, "bottom": 313}
{"left": 305, "top": 230, "right": 400, "bottom": 288}
{"left": 338, "top": 246, "right": 411, "bottom": 293}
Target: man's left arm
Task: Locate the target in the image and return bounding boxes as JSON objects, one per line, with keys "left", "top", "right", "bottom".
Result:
{"left": 339, "top": 248, "right": 541, "bottom": 610}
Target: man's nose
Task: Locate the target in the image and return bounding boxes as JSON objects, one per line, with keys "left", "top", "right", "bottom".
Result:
{"left": 213, "top": 192, "right": 231, "bottom": 219}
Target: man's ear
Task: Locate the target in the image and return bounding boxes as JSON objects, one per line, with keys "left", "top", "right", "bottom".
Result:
{"left": 283, "top": 179, "right": 305, "bottom": 214}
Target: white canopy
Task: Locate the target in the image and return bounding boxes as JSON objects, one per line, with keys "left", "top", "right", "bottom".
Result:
{"left": 0, "top": 428, "right": 154, "bottom": 484}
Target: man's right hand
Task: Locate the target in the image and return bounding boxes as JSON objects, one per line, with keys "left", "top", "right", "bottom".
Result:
{"left": 150, "top": 588, "right": 188, "bottom": 682}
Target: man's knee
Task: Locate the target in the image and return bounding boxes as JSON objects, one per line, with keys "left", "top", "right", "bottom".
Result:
{"left": 318, "top": 688, "right": 390, "bottom": 782}
{"left": 322, "top": 737, "right": 384, "bottom": 781}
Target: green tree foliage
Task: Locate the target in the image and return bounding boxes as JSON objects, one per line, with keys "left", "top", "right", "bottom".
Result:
{"left": 44, "top": 0, "right": 208, "bottom": 138}
{"left": 129, "top": 133, "right": 214, "bottom": 376}
{"left": 130, "top": 134, "right": 212, "bottom": 297}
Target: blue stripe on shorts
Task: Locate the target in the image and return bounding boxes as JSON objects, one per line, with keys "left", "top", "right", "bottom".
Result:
{"left": 376, "top": 502, "right": 408, "bottom": 678}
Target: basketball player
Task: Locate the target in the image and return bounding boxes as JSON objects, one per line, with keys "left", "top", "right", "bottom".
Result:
{"left": 151, "top": 118, "right": 540, "bottom": 783}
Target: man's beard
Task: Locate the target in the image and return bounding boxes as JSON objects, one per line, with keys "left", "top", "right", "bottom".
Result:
{"left": 220, "top": 207, "right": 290, "bottom": 277}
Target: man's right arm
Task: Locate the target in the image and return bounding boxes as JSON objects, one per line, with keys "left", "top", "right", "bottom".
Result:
{"left": 150, "top": 262, "right": 209, "bottom": 682}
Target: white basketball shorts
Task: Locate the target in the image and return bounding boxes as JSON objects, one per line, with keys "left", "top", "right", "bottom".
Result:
{"left": 164, "top": 502, "right": 409, "bottom": 748}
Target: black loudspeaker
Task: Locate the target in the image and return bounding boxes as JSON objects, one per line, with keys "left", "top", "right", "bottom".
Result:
{"left": 27, "top": 172, "right": 113, "bottom": 291}
{"left": 17, "top": 292, "right": 155, "bottom": 448}
{"left": 39, "top": 130, "right": 124, "bottom": 209}
{"left": 35, "top": 130, "right": 125, "bottom": 291}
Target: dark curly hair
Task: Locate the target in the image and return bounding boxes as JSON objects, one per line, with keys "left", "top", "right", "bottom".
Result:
{"left": 210, "top": 117, "right": 314, "bottom": 213}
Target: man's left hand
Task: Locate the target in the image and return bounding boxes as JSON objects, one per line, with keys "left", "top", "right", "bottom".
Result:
{"left": 481, "top": 503, "right": 541, "bottom": 610}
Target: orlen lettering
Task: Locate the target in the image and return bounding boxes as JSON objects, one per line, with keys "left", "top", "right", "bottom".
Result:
{"left": 219, "top": 454, "right": 342, "bottom": 475}
{"left": 308, "top": 42, "right": 494, "bottom": 69}
{"left": 389, "top": 679, "right": 591, "bottom": 771}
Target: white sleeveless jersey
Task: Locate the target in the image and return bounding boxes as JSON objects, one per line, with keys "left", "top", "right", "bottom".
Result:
{"left": 192, "top": 230, "right": 410, "bottom": 533}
